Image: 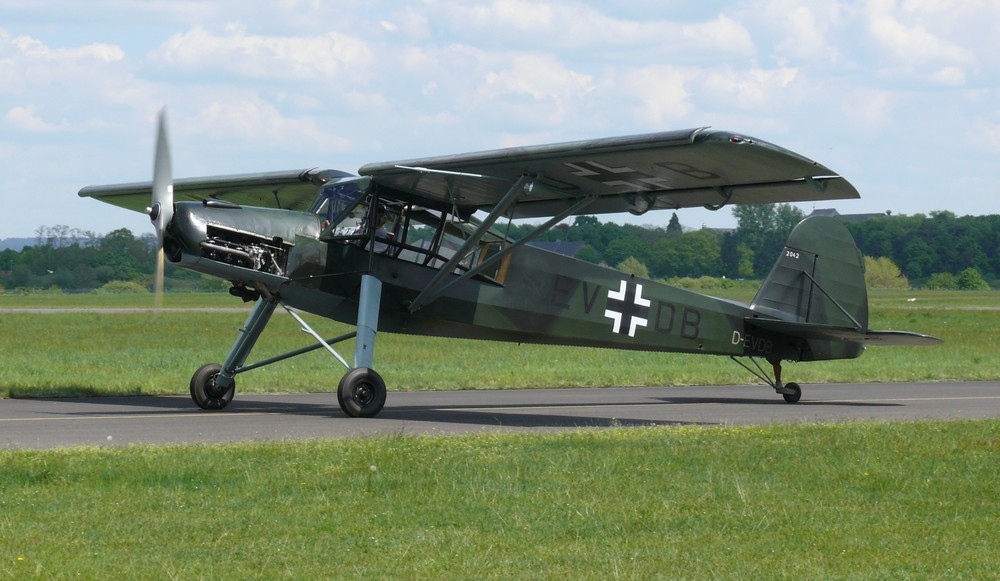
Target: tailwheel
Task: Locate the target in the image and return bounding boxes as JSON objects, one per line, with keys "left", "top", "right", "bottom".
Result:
{"left": 337, "top": 367, "right": 386, "bottom": 418}
{"left": 782, "top": 382, "right": 802, "bottom": 404}
{"left": 190, "top": 363, "right": 235, "bottom": 410}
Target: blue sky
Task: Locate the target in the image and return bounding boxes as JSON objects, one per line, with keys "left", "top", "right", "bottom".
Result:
{"left": 2, "top": 0, "right": 998, "bottom": 238}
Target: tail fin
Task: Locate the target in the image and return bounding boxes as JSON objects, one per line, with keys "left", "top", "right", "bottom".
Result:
{"left": 750, "top": 215, "right": 867, "bottom": 328}
{"left": 748, "top": 216, "right": 940, "bottom": 359}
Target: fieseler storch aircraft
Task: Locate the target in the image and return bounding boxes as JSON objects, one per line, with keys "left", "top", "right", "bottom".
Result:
{"left": 79, "top": 110, "right": 940, "bottom": 418}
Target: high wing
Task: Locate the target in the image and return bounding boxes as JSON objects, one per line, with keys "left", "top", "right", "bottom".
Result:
{"left": 79, "top": 168, "right": 351, "bottom": 213}
{"left": 359, "top": 128, "right": 860, "bottom": 219}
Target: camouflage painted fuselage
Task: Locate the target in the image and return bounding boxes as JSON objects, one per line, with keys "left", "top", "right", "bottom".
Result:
{"left": 167, "top": 201, "right": 864, "bottom": 364}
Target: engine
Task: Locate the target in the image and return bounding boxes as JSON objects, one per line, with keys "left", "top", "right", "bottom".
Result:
{"left": 200, "top": 225, "right": 291, "bottom": 276}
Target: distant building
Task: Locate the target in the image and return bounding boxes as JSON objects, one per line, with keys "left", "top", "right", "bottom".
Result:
{"left": 808, "top": 208, "right": 894, "bottom": 222}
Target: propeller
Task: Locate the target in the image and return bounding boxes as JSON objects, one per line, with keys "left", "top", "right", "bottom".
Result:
{"left": 147, "top": 108, "right": 173, "bottom": 308}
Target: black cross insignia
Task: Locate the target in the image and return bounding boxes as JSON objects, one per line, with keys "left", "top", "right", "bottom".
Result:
{"left": 564, "top": 161, "right": 671, "bottom": 191}
{"left": 604, "top": 280, "right": 650, "bottom": 337}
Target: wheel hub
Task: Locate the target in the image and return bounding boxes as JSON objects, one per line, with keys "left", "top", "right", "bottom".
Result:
{"left": 352, "top": 383, "right": 374, "bottom": 405}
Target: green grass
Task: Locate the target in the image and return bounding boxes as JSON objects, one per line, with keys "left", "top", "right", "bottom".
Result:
{"left": 1, "top": 291, "right": 997, "bottom": 397}
{"left": 1, "top": 420, "right": 996, "bottom": 579}
{"left": 0, "top": 291, "right": 240, "bottom": 310}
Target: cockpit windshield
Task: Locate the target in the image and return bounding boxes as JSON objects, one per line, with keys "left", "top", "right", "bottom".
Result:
{"left": 312, "top": 178, "right": 367, "bottom": 232}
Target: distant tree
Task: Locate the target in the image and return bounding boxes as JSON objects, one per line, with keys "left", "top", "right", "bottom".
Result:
{"left": 666, "top": 212, "right": 682, "bottom": 236}
{"left": 566, "top": 215, "right": 622, "bottom": 254}
{"left": 864, "top": 256, "right": 909, "bottom": 289}
{"left": 924, "top": 272, "right": 958, "bottom": 290}
{"left": 956, "top": 267, "right": 990, "bottom": 290}
{"left": 615, "top": 256, "right": 650, "bottom": 279}
{"left": 731, "top": 203, "right": 805, "bottom": 277}
{"left": 97, "top": 280, "right": 149, "bottom": 294}
{"left": 735, "top": 243, "right": 755, "bottom": 279}
{"left": 574, "top": 244, "right": 602, "bottom": 265}
{"left": 650, "top": 230, "right": 721, "bottom": 278}
{"left": 604, "top": 236, "right": 650, "bottom": 267}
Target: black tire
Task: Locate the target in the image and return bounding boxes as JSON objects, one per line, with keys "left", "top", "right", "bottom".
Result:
{"left": 190, "top": 363, "right": 235, "bottom": 410}
{"left": 337, "top": 368, "right": 386, "bottom": 418}
{"left": 782, "top": 382, "right": 802, "bottom": 403}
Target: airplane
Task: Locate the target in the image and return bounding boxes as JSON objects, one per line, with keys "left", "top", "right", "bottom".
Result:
{"left": 79, "top": 111, "right": 941, "bottom": 418}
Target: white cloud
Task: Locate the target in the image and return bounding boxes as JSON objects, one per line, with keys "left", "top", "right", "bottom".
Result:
{"left": 436, "top": 1, "right": 755, "bottom": 58}
{"left": 929, "top": 66, "right": 965, "bottom": 86}
{"left": 481, "top": 54, "right": 593, "bottom": 103}
{"left": 153, "top": 26, "right": 374, "bottom": 82}
{"left": 185, "top": 98, "right": 334, "bottom": 146}
{"left": 866, "top": 0, "right": 974, "bottom": 67}
{"left": 682, "top": 13, "right": 755, "bottom": 53}
{"left": 6, "top": 32, "right": 124, "bottom": 63}
{"left": 4, "top": 106, "right": 63, "bottom": 132}
{"left": 1, "top": 30, "right": 127, "bottom": 92}
{"left": 841, "top": 89, "right": 894, "bottom": 128}
{"left": 700, "top": 67, "right": 799, "bottom": 109}
{"left": 476, "top": 54, "right": 595, "bottom": 126}
{"left": 753, "top": 2, "right": 851, "bottom": 65}
{"left": 1, "top": 1, "right": 999, "bottom": 237}
{"left": 614, "top": 66, "right": 696, "bottom": 126}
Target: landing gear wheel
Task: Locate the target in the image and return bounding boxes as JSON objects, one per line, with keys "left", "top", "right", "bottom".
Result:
{"left": 337, "top": 368, "right": 386, "bottom": 418}
{"left": 190, "top": 363, "right": 235, "bottom": 410}
{"left": 782, "top": 382, "right": 802, "bottom": 403}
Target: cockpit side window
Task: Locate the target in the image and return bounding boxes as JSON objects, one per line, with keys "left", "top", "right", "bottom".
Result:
{"left": 322, "top": 192, "right": 511, "bottom": 283}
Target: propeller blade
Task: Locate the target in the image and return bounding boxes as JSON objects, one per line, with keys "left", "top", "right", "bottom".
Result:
{"left": 150, "top": 108, "right": 173, "bottom": 308}
{"left": 150, "top": 108, "right": 174, "bottom": 238}
{"left": 154, "top": 247, "right": 165, "bottom": 309}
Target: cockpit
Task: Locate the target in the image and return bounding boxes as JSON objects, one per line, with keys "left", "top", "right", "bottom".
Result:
{"left": 311, "top": 177, "right": 511, "bottom": 283}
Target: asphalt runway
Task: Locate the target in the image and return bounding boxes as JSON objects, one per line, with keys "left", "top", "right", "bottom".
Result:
{"left": 2, "top": 381, "right": 998, "bottom": 449}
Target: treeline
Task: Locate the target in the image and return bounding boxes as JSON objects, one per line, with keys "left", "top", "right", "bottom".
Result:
{"left": 843, "top": 211, "right": 1000, "bottom": 284}
{"left": 0, "top": 226, "right": 225, "bottom": 292}
{"left": 503, "top": 207, "right": 999, "bottom": 288}
{"left": 2, "top": 208, "right": 997, "bottom": 292}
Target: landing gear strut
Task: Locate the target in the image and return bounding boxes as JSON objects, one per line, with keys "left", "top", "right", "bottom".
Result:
{"left": 730, "top": 356, "right": 802, "bottom": 403}
{"left": 187, "top": 275, "right": 387, "bottom": 418}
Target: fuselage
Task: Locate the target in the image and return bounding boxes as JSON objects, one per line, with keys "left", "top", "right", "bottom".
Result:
{"left": 162, "top": 187, "right": 852, "bottom": 364}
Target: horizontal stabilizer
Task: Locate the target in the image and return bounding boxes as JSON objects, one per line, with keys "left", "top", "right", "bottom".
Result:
{"left": 746, "top": 318, "right": 942, "bottom": 346}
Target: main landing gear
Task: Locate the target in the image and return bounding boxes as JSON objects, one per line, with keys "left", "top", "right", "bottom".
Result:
{"left": 730, "top": 356, "right": 802, "bottom": 403}
{"left": 188, "top": 275, "right": 387, "bottom": 418}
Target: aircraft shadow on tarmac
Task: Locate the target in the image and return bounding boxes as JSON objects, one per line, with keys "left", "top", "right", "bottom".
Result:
{"left": 32, "top": 395, "right": 708, "bottom": 429}
{"left": 652, "top": 396, "right": 901, "bottom": 407}
{"left": 378, "top": 405, "right": 708, "bottom": 429}
{"left": 28, "top": 390, "right": 901, "bottom": 432}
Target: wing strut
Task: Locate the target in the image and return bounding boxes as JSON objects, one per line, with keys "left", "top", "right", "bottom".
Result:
{"left": 411, "top": 194, "right": 597, "bottom": 312}
{"left": 406, "top": 175, "right": 531, "bottom": 312}
{"left": 406, "top": 179, "right": 596, "bottom": 313}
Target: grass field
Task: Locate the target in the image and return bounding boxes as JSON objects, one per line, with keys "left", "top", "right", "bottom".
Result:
{"left": 2, "top": 420, "right": 997, "bottom": 579}
{"left": 1, "top": 290, "right": 997, "bottom": 397}
{"left": 1, "top": 291, "right": 997, "bottom": 578}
